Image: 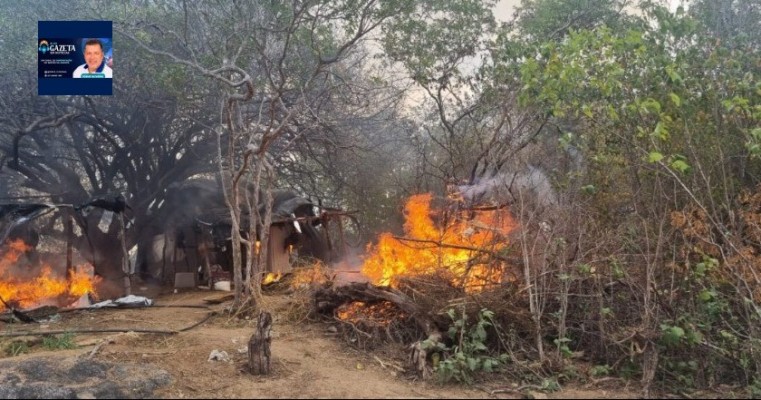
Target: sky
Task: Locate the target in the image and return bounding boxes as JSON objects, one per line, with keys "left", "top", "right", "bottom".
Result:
{"left": 495, "top": 0, "right": 521, "bottom": 22}
{"left": 493, "top": 0, "right": 682, "bottom": 23}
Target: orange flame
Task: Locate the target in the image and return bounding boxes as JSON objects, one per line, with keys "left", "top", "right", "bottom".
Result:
{"left": 361, "top": 193, "right": 515, "bottom": 292}
{"left": 262, "top": 272, "right": 282, "bottom": 285}
{"left": 336, "top": 301, "right": 402, "bottom": 325}
{"left": 289, "top": 262, "right": 332, "bottom": 289}
{"left": 0, "top": 239, "right": 100, "bottom": 311}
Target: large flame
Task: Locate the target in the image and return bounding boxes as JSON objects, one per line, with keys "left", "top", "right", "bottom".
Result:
{"left": 0, "top": 239, "right": 100, "bottom": 312}
{"left": 361, "top": 193, "right": 516, "bottom": 292}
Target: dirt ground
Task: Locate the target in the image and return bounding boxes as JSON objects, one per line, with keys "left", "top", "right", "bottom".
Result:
{"left": 0, "top": 287, "right": 643, "bottom": 399}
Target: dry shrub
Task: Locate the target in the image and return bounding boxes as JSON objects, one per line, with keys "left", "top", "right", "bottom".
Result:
{"left": 271, "top": 262, "right": 337, "bottom": 323}
{"left": 289, "top": 261, "right": 334, "bottom": 290}
{"left": 335, "top": 300, "right": 421, "bottom": 350}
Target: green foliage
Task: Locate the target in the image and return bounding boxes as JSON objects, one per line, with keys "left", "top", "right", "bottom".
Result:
{"left": 512, "top": 0, "right": 632, "bottom": 41}
{"left": 42, "top": 333, "right": 76, "bottom": 351}
{"left": 749, "top": 379, "right": 761, "bottom": 399}
{"left": 507, "top": 0, "right": 761, "bottom": 390}
{"left": 382, "top": 0, "right": 497, "bottom": 83}
{"left": 4, "top": 341, "right": 30, "bottom": 357}
{"left": 589, "top": 364, "right": 612, "bottom": 377}
{"left": 539, "top": 377, "right": 561, "bottom": 392}
{"left": 553, "top": 337, "right": 573, "bottom": 358}
{"left": 423, "top": 308, "right": 508, "bottom": 384}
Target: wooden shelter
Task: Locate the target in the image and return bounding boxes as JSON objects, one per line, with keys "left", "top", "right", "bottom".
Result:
{"left": 136, "top": 179, "right": 331, "bottom": 286}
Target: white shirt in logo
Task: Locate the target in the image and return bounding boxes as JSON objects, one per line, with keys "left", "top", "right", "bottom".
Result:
{"left": 73, "top": 63, "right": 113, "bottom": 78}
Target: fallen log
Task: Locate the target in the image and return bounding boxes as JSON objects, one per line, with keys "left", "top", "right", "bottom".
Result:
{"left": 0, "top": 295, "right": 38, "bottom": 323}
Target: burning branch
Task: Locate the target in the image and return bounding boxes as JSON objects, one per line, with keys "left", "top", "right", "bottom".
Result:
{"left": 0, "top": 294, "right": 36, "bottom": 323}
{"left": 391, "top": 235, "right": 511, "bottom": 262}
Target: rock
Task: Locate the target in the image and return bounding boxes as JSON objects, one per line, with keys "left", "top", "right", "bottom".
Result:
{"left": 208, "top": 349, "right": 231, "bottom": 362}
{"left": 525, "top": 391, "right": 548, "bottom": 399}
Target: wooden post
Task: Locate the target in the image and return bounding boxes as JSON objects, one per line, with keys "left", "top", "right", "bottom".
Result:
{"left": 198, "top": 230, "right": 213, "bottom": 289}
{"left": 65, "top": 211, "right": 74, "bottom": 276}
{"left": 248, "top": 311, "right": 272, "bottom": 375}
{"left": 119, "top": 213, "right": 131, "bottom": 296}
{"left": 337, "top": 215, "right": 346, "bottom": 260}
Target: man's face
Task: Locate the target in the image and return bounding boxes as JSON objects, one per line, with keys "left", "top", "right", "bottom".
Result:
{"left": 84, "top": 44, "right": 104, "bottom": 71}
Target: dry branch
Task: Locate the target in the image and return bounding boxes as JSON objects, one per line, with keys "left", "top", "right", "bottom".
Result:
{"left": 391, "top": 236, "right": 514, "bottom": 263}
{"left": 0, "top": 311, "right": 216, "bottom": 337}
{"left": 313, "top": 282, "right": 443, "bottom": 377}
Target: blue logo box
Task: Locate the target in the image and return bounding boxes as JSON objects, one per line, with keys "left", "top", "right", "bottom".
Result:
{"left": 38, "top": 21, "right": 112, "bottom": 95}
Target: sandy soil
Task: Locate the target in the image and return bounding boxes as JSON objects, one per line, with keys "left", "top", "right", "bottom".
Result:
{"left": 0, "top": 288, "right": 642, "bottom": 399}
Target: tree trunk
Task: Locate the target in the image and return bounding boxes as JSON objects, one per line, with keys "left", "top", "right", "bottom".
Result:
{"left": 248, "top": 311, "right": 273, "bottom": 375}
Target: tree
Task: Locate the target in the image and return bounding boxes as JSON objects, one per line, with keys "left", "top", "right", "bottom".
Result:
{"left": 516, "top": 0, "right": 761, "bottom": 389}
{"left": 118, "top": 0, "right": 444, "bottom": 310}
{"left": 0, "top": 1, "right": 225, "bottom": 297}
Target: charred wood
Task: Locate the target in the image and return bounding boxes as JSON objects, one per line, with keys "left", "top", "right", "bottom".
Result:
{"left": 312, "top": 282, "right": 444, "bottom": 377}
{"left": 248, "top": 311, "right": 273, "bottom": 375}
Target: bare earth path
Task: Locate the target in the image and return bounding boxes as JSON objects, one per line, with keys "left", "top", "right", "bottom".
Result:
{"left": 0, "top": 289, "right": 639, "bottom": 399}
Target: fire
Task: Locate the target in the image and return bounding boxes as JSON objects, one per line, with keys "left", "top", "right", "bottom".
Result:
{"left": 0, "top": 239, "right": 100, "bottom": 312}
{"left": 337, "top": 301, "right": 402, "bottom": 325}
{"left": 361, "top": 193, "right": 516, "bottom": 292}
{"left": 262, "top": 272, "right": 282, "bottom": 285}
{"left": 289, "top": 262, "right": 332, "bottom": 289}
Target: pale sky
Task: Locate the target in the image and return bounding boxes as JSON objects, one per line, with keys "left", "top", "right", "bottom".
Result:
{"left": 495, "top": 0, "right": 521, "bottom": 22}
{"left": 493, "top": 0, "right": 681, "bottom": 23}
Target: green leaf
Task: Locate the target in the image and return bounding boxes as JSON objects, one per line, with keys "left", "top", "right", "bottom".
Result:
{"left": 666, "top": 66, "right": 682, "bottom": 84}
{"left": 652, "top": 121, "right": 669, "bottom": 140}
{"left": 480, "top": 309, "right": 494, "bottom": 320}
{"left": 661, "top": 325, "right": 685, "bottom": 346}
{"left": 669, "top": 92, "right": 681, "bottom": 107}
{"left": 685, "top": 329, "right": 703, "bottom": 345}
{"left": 648, "top": 151, "right": 664, "bottom": 163}
{"left": 642, "top": 98, "right": 661, "bottom": 114}
{"left": 467, "top": 357, "right": 478, "bottom": 371}
{"left": 582, "top": 104, "right": 593, "bottom": 118}
{"left": 577, "top": 264, "right": 591, "bottom": 274}
{"left": 473, "top": 342, "right": 487, "bottom": 352}
{"left": 670, "top": 159, "right": 690, "bottom": 174}
{"left": 475, "top": 325, "right": 487, "bottom": 342}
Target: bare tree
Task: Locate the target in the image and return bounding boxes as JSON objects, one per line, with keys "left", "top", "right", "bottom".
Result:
{"left": 120, "top": 0, "right": 413, "bottom": 310}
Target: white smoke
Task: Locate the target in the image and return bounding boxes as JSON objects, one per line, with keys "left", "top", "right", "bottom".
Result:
{"left": 458, "top": 165, "right": 557, "bottom": 209}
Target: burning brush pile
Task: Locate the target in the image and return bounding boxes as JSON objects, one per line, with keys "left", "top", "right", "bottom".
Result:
{"left": 0, "top": 239, "right": 99, "bottom": 318}
{"left": 311, "top": 193, "right": 532, "bottom": 377}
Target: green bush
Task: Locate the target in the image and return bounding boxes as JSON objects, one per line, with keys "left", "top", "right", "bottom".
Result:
{"left": 423, "top": 308, "right": 508, "bottom": 384}
{"left": 42, "top": 333, "right": 76, "bottom": 350}
{"left": 5, "top": 341, "right": 30, "bottom": 357}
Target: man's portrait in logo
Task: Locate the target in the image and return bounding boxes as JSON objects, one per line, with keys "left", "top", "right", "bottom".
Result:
{"left": 73, "top": 38, "right": 112, "bottom": 78}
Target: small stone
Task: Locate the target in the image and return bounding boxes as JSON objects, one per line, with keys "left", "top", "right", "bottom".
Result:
{"left": 207, "top": 350, "right": 230, "bottom": 362}
{"left": 526, "top": 391, "right": 548, "bottom": 400}
{"left": 76, "top": 391, "right": 96, "bottom": 399}
{"left": 327, "top": 326, "right": 338, "bottom": 334}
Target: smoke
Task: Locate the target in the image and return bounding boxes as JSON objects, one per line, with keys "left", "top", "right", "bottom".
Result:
{"left": 331, "top": 247, "right": 369, "bottom": 285}
{"left": 458, "top": 165, "right": 557, "bottom": 209}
